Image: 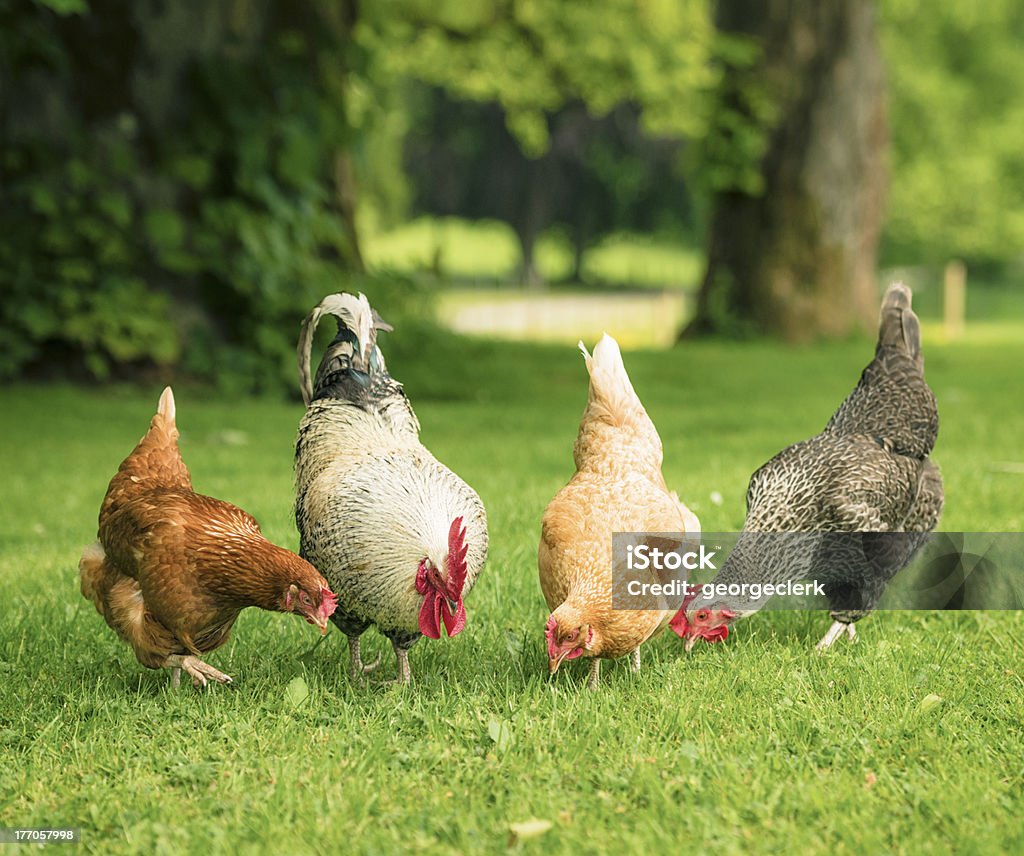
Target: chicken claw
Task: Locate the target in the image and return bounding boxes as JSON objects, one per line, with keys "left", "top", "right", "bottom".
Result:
{"left": 165, "top": 654, "right": 233, "bottom": 689}
{"left": 815, "top": 620, "right": 856, "bottom": 652}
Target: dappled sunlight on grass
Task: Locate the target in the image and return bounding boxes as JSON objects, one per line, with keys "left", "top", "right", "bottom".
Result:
{"left": 583, "top": 232, "right": 703, "bottom": 288}
{"left": 364, "top": 216, "right": 704, "bottom": 289}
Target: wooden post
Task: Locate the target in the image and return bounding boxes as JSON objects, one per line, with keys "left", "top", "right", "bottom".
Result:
{"left": 944, "top": 260, "right": 966, "bottom": 340}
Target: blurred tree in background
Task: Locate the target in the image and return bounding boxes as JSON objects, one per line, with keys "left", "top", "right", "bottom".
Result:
{"left": 403, "top": 93, "right": 694, "bottom": 285}
{"left": 1, "top": 0, "right": 1022, "bottom": 389}
{"left": 0, "top": 0, "right": 387, "bottom": 391}
{"left": 361, "top": 0, "right": 715, "bottom": 286}
{"left": 0, "top": 0, "right": 713, "bottom": 387}
{"left": 686, "top": 0, "right": 887, "bottom": 341}
{"left": 881, "top": 0, "right": 1024, "bottom": 268}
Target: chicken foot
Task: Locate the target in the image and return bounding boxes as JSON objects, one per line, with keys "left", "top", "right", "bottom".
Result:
{"left": 347, "top": 636, "right": 383, "bottom": 683}
{"left": 165, "top": 654, "right": 233, "bottom": 689}
{"left": 815, "top": 620, "right": 856, "bottom": 652}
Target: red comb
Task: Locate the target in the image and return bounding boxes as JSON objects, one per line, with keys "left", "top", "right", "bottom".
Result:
{"left": 668, "top": 590, "right": 698, "bottom": 638}
{"left": 445, "top": 517, "right": 468, "bottom": 598}
{"left": 320, "top": 587, "right": 338, "bottom": 619}
{"left": 544, "top": 615, "right": 559, "bottom": 658}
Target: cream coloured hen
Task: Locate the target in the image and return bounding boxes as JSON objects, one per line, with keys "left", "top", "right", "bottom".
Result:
{"left": 539, "top": 334, "right": 699, "bottom": 689}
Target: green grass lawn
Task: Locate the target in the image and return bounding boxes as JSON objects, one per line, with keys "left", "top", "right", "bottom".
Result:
{"left": 1, "top": 328, "right": 1022, "bottom": 854}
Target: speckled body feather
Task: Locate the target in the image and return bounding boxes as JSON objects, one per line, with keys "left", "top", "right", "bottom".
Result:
{"left": 294, "top": 293, "right": 488, "bottom": 662}
{"left": 80, "top": 388, "right": 333, "bottom": 678}
{"left": 707, "top": 283, "right": 944, "bottom": 623}
{"left": 539, "top": 335, "right": 700, "bottom": 665}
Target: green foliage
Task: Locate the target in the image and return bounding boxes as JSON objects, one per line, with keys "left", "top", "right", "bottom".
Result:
{"left": 350, "top": 0, "right": 725, "bottom": 280}
{"left": 0, "top": 126, "right": 179, "bottom": 380}
{"left": 360, "top": 0, "right": 716, "bottom": 156}
{"left": 164, "top": 35, "right": 366, "bottom": 394}
{"left": 881, "top": 0, "right": 1024, "bottom": 264}
{"left": 31, "top": 0, "right": 87, "bottom": 14}
{"left": 0, "top": 1, "right": 404, "bottom": 392}
{"left": 690, "top": 33, "right": 776, "bottom": 197}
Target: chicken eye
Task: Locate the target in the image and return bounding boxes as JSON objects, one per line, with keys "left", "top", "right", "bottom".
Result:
{"left": 299, "top": 591, "right": 311, "bottom": 605}
{"left": 696, "top": 610, "right": 709, "bottom": 621}
{"left": 566, "top": 630, "right": 578, "bottom": 642}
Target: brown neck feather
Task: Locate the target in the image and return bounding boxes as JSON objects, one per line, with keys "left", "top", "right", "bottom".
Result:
{"left": 198, "top": 536, "right": 308, "bottom": 611}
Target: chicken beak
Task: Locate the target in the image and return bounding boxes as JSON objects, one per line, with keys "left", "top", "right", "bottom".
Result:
{"left": 684, "top": 634, "right": 699, "bottom": 653}
{"left": 314, "top": 613, "right": 330, "bottom": 635}
{"left": 549, "top": 650, "right": 569, "bottom": 675}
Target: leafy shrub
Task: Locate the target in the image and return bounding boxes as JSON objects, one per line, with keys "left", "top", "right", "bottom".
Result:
{"left": 0, "top": 0, "right": 427, "bottom": 395}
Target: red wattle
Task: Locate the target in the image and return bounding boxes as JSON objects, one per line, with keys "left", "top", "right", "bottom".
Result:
{"left": 441, "top": 601, "right": 466, "bottom": 637}
{"left": 704, "top": 625, "right": 730, "bottom": 643}
{"left": 418, "top": 592, "right": 442, "bottom": 639}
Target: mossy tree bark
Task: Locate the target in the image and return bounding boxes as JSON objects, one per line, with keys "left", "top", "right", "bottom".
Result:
{"left": 686, "top": 0, "right": 888, "bottom": 342}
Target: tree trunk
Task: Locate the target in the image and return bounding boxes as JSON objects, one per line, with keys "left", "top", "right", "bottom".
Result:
{"left": 515, "top": 161, "right": 552, "bottom": 289}
{"left": 517, "top": 228, "right": 543, "bottom": 289}
{"left": 686, "top": 0, "right": 887, "bottom": 341}
{"left": 334, "top": 150, "right": 365, "bottom": 273}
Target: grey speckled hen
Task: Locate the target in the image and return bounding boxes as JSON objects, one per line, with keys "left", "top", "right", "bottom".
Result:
{"left": 294, "top": 293, "right": 488, "bottom": 684}
{"left": 674, "top": 283, "right": 944, "bottom": 651}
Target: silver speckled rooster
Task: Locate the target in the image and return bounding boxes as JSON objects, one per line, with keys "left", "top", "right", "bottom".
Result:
{"left": 294, "top": 293, "right": 488, "bottom": 684}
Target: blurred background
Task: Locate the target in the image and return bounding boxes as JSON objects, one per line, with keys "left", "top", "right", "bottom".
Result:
{"left": 1, "top": 0, "right": 1022, "bottom": 394}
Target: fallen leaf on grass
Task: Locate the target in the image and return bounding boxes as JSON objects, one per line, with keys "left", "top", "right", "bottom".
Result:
{"left": 284, "top": 675, "right": 310, "bottom": 708}
{"left": 918, "top": 693, "right": 944, "bottom": 712}
{"left": 508, "top": 819, "right": 552, "bottom": 846}
{"left": 487, "top": 716, "right": 513, "bottom": 752}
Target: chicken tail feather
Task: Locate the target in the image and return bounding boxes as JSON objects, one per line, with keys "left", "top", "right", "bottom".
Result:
{"left": 146, "top": 386, "right": 180, "bottom": 454}
{"left": 298, "top": 292, "right": 393, "bottom": 406}
{"left": 580, "top": 333, "right": 642, "bottom": 423}
{"left": 156, "top": 386, "right": 176, "bottom": 426}
{"left": 100, "top": 387, "right": 191, "bottom": 521}
{"left": 878, "top": 281, "right": 921, "bottom": 362}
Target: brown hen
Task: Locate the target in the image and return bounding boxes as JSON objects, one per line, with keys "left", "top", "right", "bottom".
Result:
{"left": 80, "top": 387, "right": 336, "bottom": 688}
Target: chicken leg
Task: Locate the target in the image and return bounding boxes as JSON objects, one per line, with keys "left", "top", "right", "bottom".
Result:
{"left": 586, "top": 658, "right": 601, "bottom": 690}
{"left": 165, "top": 654, "right": 232, "bottom": 688}
{"left": 392, "top": 642, "right": 412, "bottom": 685}
{"left": 347, "top": 636, "right": 382, "bottom": 682}
{"left": 815, "top": 620, "right": 856, "bottom": 652}
{"left": 628, "top": 648, "right": 641, "bottom": 673}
